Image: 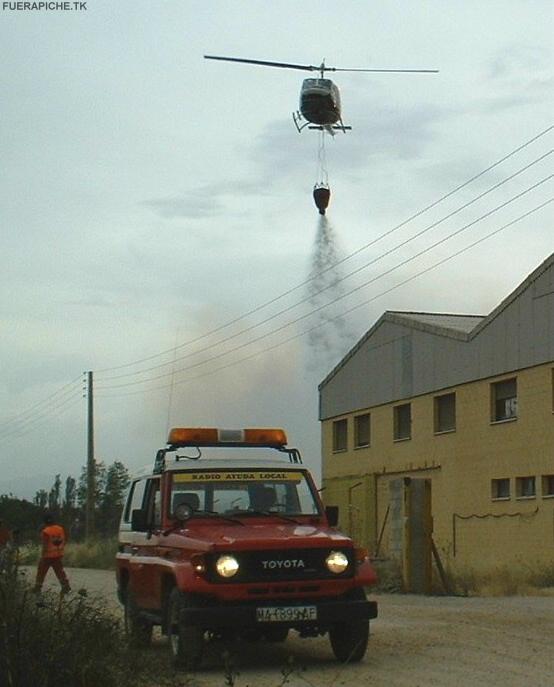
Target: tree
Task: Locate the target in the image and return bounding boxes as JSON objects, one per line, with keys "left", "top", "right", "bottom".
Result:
{"left": 34, "top": 490, "right": 48, "bottom": 510}
{"left": 63, "top": 476, "right": 76, "bottom": 512}
{"left": 48, "top": 474, "right": 61, "bottom": 513}
{"left": 0, "top": 495, "right": 43, "bottom": 541}
{"left": 99, "top": 461, "right": 130, "bottom": 535}
{"left": 77, "top": 461, "right": 106, "bottom": 511}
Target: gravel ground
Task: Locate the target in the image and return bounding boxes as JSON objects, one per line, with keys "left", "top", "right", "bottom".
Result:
{"left": 36, "top": 567, "right": 554, "bottom": 687}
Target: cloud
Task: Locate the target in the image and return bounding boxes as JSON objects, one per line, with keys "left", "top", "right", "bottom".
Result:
{"left": 487, "top": 44, "right": 549, "bottom": 81}
{"left": 482, "top": 44, "right": 553, "bottom": 112}
{"left": 143, "top": 179, "right": 273, "bottom": 220}
{"left": 144, "top": 193, "right": 225, "bottom": 219}
{"left": 247, "top": 100, "right": 450, "bottom": 184}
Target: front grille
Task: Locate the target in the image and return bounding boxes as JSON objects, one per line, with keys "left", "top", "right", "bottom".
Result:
{"left": 246, "top": 584, "right": 321, "bottom": 596}
{"left": 206, "top": 548, "right": 353, "bottom": 583}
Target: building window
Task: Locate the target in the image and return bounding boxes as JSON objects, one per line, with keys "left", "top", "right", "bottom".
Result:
{"left": 542, "top": 475, "right": 554, "bottom": 497}
{"left": 491, "top": 378, "right": 517, "bottom": 422}
{"left": 332, "top": 419, "right": 348, "bottom": 452}
{"left": 491, "top": 478, "right": 510, "bottom": 500}
{"left": 354, "top": 413, "right": 370, "bottom": 448}
{"left": 434, "top": 393, "right": 456, "bottom": 433}
{"left": 393, "top": 403, "right": 411, "bottom": 441}
{"left": 516, "top": 476, "right": 536, "bottom": 499}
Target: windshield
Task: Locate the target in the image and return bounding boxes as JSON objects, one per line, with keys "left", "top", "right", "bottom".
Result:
{"left": 169, "top": 469, "right": 320, "bottom": 518}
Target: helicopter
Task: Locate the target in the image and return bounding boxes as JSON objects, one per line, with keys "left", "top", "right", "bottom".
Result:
{"left": 204, "top": 55, "right": 438, "bottom": 134}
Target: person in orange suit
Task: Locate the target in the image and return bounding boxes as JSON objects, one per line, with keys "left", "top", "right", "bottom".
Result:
{"left": 34, "top": 513, "right": 71, "bottom": 594}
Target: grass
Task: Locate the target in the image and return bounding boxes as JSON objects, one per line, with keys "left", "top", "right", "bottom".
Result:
{"left": 372, "top": 555, "right": 554, "bottom": 597}
{"left": 17, "top": 538, "right": 118, "bottom": 570}
{"left": 448, "top": 561, "right": 554, "bottom": 597}
{"left": 372, "top": 558, "right": 403, "bottom": 593}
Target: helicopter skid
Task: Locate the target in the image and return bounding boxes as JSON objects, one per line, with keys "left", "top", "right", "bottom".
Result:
{"left": 308, "top": 124, "right": 352, "bottom": 133}
{"left": 293, "top": 111, "right": 351, "bottom": 134}
{"left": 292, "top": 111, "right": 309, "bottom": 133}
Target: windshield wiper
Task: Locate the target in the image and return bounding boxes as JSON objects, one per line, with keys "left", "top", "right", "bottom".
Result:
{"left": 239, "top": 510, "right": 301, "bottom": 524}
{"left": 195, "top": 510, "right": 246, "bottom": 526}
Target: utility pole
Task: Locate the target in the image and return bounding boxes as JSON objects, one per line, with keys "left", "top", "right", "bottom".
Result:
{"left": 85, "top": 370, "right": 95, "bottom": 539}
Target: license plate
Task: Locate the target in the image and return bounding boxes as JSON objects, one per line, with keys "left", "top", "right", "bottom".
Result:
{"left": 256, "top": 606, "right": 317, "bottom": 622}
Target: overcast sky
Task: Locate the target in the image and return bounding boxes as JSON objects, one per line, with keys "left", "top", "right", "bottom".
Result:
{"left": 1, "top": 1, "right": 552, "bottom": 498}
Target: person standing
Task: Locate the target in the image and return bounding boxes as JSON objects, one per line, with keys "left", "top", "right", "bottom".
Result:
{"left": 34, "top": 513, "right": 71, "bottom": 594}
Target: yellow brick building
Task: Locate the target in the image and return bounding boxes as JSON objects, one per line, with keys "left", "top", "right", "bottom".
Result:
{"left": 319, "top": 254, "right": 554, "bottom": 575}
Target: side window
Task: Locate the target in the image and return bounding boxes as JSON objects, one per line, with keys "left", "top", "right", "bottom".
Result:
{"left": 124, "top": 479, "right": 147, "bottom": 523}
{"left": 144, "top": 478, "right": 162, "bottom": 528}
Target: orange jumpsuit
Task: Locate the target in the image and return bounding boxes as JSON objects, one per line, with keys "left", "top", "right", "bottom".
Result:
{"left": 34, "top": 524, "right": 70, "bottom": 592}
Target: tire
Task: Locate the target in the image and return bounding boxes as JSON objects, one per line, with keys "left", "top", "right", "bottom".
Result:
{"left": 328, "top": 588, "right": 369, "bottom": 663}
{"left": 167, "top": 588, "right": 204, "bottom": 671}
{"left": 124, "top": 591, "right": 152, "bottom": 647}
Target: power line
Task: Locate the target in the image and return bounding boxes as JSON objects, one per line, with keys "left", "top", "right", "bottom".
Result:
{"left": 0, "top": 390, "right": 83, "bottom": 443}
{"left": 96, "top": 198, "right": 552, "bottom": 399}
{"left": 0, "top": 375, "right": 83, "bottom": 433}
{"left": 96, "top": 150, "right": 551, "bottom": 383}
{"left": 95, "top": 124, "right": 553, "bottom": 375}
{"left": 4, "top": 129, "right": 552, "bottom": 436}
{"left": 96, "top": 182, "right": 552, "bottom": 392}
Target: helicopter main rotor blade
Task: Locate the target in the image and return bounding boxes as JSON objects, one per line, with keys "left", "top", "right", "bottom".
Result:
{"left": 331, "top": 67, "right": 439, "bottom": 73}
{"left": 204, "top": 55, "right": 317, "bottom": 72}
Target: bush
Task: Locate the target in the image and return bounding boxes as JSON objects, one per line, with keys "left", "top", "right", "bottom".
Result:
{"left": 0, "top": 549, "right": 156, "bottom": 687}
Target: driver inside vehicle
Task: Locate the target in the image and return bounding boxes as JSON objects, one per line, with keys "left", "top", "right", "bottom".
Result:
{"left": 249, "top": 485, "right": 277, "bottom": 511}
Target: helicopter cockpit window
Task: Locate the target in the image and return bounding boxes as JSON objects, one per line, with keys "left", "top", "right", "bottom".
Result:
{"left": 303, "top": 78, "right": 333, "bottom": 88}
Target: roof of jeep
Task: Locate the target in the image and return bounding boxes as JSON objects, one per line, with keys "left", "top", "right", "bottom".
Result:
{"left": 132, "top": 455, "right": 305, "bottom": 480}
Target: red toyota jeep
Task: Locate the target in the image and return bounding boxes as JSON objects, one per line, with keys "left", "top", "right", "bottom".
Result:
{"left": 116, "top": 427, "right": 378, "bottom": 669}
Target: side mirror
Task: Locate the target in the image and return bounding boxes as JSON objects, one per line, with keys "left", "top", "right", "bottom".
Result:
{"left": 325, "top": 505, "right": 339, "bottom": 527}
{"left": 131, "top": 508, "right": 148, "bottom": 532}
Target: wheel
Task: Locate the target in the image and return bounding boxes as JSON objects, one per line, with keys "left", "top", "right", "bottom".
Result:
{"left": 167, "top": 588, "right": 204, "bottom": 670}
{"left": 328, "top": 589, "right": 369, "bottom": 663}
{"left": 124, "top": 590, "right": 152, "bottom": 647}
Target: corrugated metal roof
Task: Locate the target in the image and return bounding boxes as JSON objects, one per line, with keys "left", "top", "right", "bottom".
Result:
{"left": 319, "top": 252, "right": 554, "bottom": 395}
{"left": 388, "top": 311, "right": 485, "bottom": 333}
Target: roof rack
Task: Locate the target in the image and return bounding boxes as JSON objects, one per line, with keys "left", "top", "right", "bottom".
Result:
{"left": 153, "top": 427, "right": 303, "bottom": 474}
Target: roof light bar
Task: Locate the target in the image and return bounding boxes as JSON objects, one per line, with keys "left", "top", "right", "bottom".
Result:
{"left": 167, "top": 427, "right": 288, "bottom": 448}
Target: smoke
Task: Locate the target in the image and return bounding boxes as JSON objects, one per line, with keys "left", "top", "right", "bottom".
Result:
{"left": 305, "top": 216, "right": 352, "bottom": 370}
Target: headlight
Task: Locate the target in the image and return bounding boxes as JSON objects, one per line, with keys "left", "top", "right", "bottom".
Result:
{"left": 215, "top": 554, "right": 239, "bottom": 578}
{"left": 326, "top": 550, "right": 349, "bottom": 574}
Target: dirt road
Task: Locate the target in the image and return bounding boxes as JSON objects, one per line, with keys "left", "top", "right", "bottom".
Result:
{"left": 42, "top": 568, "right": 554, "bottom": 687}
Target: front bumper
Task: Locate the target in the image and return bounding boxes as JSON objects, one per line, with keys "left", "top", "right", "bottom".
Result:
{"left": 182, "top": 597, "right": 377, "bottom": 628}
